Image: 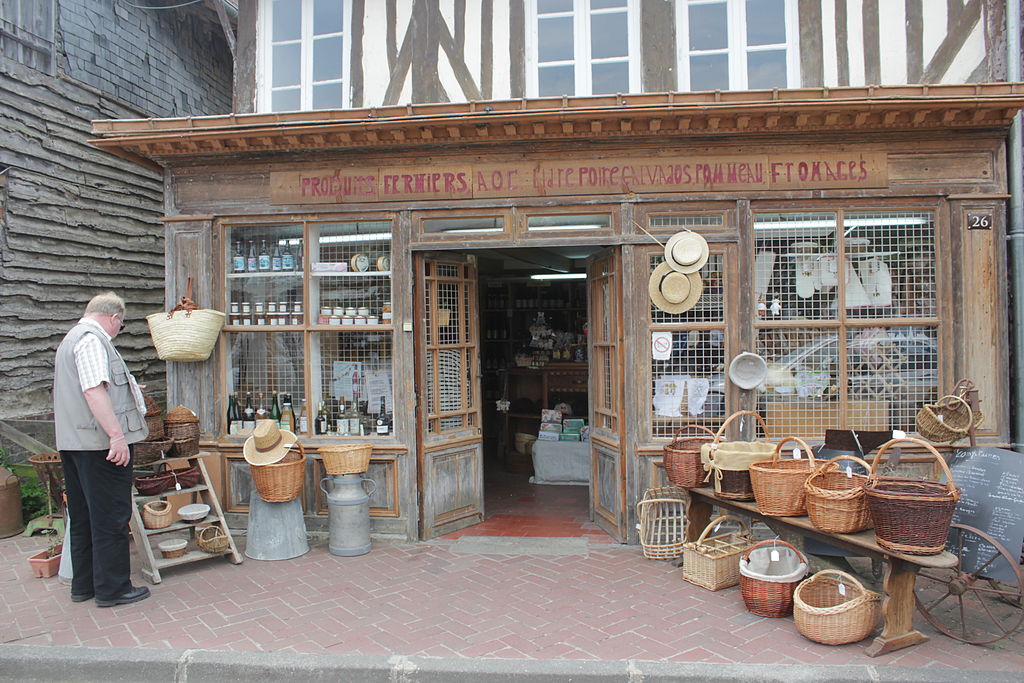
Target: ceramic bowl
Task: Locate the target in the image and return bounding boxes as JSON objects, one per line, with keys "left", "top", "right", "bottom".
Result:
{"left": 177, "top": 503, "right": 210, "bottom": 522}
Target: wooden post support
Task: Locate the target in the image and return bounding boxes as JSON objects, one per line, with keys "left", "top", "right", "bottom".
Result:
{"left": 864, "top": 558, "right": 929, "bottom": 657}
{"left": 685, "top": 495, "right": 712, "bottom": 542}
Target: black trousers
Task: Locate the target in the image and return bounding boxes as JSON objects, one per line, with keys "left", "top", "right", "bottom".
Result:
{"left": 60, "top": 448, "right": 134, "bottom": 600}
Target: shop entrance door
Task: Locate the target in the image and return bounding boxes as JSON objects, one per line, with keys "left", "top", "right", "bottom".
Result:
{"left": 414, "top": 254, "right": 484, "bottom": 539}
{"left": 587, "top": 249, "right": 628, "bottom": 542}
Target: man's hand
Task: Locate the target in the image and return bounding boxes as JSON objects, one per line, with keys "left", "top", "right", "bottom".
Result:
{"left": 107, "top": 437, "right": 131, "bottom": 467}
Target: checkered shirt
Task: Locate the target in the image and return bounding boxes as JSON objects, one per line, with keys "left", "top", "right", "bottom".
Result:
{"left": 73, "top": 318, "right": 111, "bottom": 391}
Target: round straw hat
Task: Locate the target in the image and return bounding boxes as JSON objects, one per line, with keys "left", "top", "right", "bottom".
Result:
{"left": 648, "top": 262, "right": 703, "bottom": 314}
{"left": 664, "top": 231, "right": 709, "bottom": 274}
{"left": 243, "top": 420, "right": 297, "bottom": 465}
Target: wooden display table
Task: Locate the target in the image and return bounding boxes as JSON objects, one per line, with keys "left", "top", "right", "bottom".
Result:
{"left": 130, "top": 451, "right": 242, "bottom": 584}
{"left": 684, "top": 486, "right": 957, "bottom": 657}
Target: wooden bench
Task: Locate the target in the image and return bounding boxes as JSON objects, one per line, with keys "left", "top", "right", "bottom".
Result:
{"left": 684, "top": 486, "right": 957, "bottom": 657}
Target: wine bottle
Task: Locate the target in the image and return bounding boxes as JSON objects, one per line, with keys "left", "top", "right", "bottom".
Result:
{"left": 255, "top": 392, "right": 269, "bottom": 420}
{"left": 226, "top": 393, "right": 238, "bottom": 435}
{"left": 315, "top": 401, "right": 328, "bottom": 435}
{"left": 246, "top": 241, "right": 258, "bottom": 273}
{"left": 258, "top": 240, "right": 271, "bottom": 271}
{"left": 232, "top": 242, "right": 245, "bottom": 273}
{"left": 280, "top": 394, "right": 296, "bottom": 432}
{"left": 297, "top": 399, "right": 308, "bottom": 433}
{"left": 375, "top": 396, "right": 390, "bottom": 435}
{"left": 271, "top": 242, "right": 283, "bottom": 271}
{"left": 242, "top": 392, "right": 256, "bottom": 431}
{"left": 281, "top": 242, "right": 295, "bottom": 271}
{"left": 269, "top": 392, "right": 281, "bottom": 423}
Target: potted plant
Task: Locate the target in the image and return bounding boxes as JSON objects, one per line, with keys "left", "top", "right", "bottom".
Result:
{"left": 28, "top": 533, "right": 62, "bottom": 578}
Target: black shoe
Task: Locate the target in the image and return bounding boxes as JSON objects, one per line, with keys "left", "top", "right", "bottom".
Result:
{"left": 95, "top": 585, "right": 150, "bottom": 608}
{"left": 70, "top": 592, "right": 94, "bottom": 603}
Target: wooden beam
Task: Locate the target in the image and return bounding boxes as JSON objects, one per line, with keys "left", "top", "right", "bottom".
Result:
{"left": 0, "top": 420, "right": 53, "bottom": 455}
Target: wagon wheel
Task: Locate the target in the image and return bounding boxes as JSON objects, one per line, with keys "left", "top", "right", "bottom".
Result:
{"left": 914, "top": 523, "right": 1024, "bottom": 644}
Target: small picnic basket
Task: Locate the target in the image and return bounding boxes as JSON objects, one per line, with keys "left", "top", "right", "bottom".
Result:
{"left": 662, "top": 424, "right": 716, "bottom": 488}
{"left": 681, "top": 514, "right": 755, "bottom": 591}
{"left": 749, "top": 436, "right": 818, "bottom": 517}
{"left": 701, "top": 410, "right": 774, "bottom": 501}
{"left": 804, "top": 455, "right": 873, "bottom": 534}
{"left": 636, "top": 486, "right": 688, "bottom": 560}
{"left": 794, "top": 569, "right": 881, "bottom": 645}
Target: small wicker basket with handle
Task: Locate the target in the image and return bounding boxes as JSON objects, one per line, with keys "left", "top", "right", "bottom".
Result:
{"left": 701, "top": 410, "right": 773, "bottom": 500}
{"left": 662, "top": 424, "right": 716, "bottom": 488}
{"left": 681, "top": 514, "right": 754, "bottom": 591}
{"left": 804, "top": 455, "right": 873, "bottom": 534}
{"left": 146, "top": 278, "right": 225, "bottom": 362}
{"left": 794, "top": 569, "right": 881, "bottom": 645}
{"left": 749, "top": 436, "right": 818, "bottom": 517}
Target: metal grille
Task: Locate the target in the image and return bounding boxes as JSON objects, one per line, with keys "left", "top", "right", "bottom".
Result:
{"left": 424, "top": 261, "right": 477, "bottom": 435}
{"left": 649, "top": 213, "right": 724, "bottom": 229}
{"left": 315, "top": 331, "right": 393, "bottom": 437}
{"left": 843, "top": 211, "right": 936, "bottom": 319}
{"left": 650, "top": 253, "right": 725, "bottom": 324}
{"left": 226, "top": 224, "right": 305, "bottom": 326}
{"left": 651, "top": 330, "right": 726, "bottom": 437}
{"left": 752, "top": 213, "right": 838, "bottom": 321}
{"left": 227, "top": 331, "right": 306, "bottom": 428}
{"left": 756, "top": 328, "right": 838, "bottom": 438}
{"left": 590, "top": 253, "right": 618, "bottom": 433}
{"left": 313, "top": 221, "right": 392, "bottom": 322}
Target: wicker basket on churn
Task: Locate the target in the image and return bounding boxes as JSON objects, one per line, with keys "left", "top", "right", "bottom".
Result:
{"left": 738, "top": 539, "right": 808, "bottom": 618}
{"left": 250, "top": 443, "right": 306, "bottom": 503}
{"left": 319, "top": 444, "right": 372, "bottom": 475}
{"left": 863, "top": 438, "right": 961, "bottom": 555}
{"left": 636, "top": 486, "right": 688, "bottom": 560}
{"left": 681, "top": 514, "right": 755, "bottom": 591}
{"left": 804, "top": 455, "right": 873, "bottom": 534}
{"left": 749, "top": 436, "right": 818, "bottom": 517}
{"left": 794, "top": 570, "right": 881, "bottom": 645}
{"left": 662, "top": 424, "right": 716, "bottom": 487}
{"left": 164, "top": 405, "right": 201, "bottom": 441}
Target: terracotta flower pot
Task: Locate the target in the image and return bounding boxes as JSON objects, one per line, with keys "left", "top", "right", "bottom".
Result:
{"left": 28, "top": 543, "right": 62, "bottom": 578}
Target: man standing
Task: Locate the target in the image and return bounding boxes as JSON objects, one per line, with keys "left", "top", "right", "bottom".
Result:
{"left": 53, "top": 292, "right": 150, "bottom": 607}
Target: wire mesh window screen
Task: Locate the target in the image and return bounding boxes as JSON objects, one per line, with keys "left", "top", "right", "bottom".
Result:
{"left": 226, "top": 224, "right": 305, "bottom": 326}
{"left": 843, "top": 211, "right": 936, "bottom": 319}
{"left": 227, "top": 332, "right": 306, "bottom": 427}
{"left": 756, "top": 328, "right": 839, "bottom": 438}
{"left": 651, "top": 330, "right": 726, "bottom": 437}
{"left": 649, "top": 213, "right": 724, "bottom": 230}
{"left": 423, "top": 262, "right": 477, "bottom": 435}
{"left": 753, "top": 213, "right": 838, "bottom": 321}
{"left": 650, "top": 253, "right": 724, "bottom": 324}
{"left": 314, "top": 221, "right": 392, "bottom": 321}
{"left": 590, "top": 255, "right": 618, "bottom": 433}
{"left": 315, "top": 332, "right": 393, "bottom": 437}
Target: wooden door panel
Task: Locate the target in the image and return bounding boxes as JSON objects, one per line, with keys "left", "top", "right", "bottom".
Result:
{"left": 424, "top": 443, "right": 483, "bottom": 535}
{"left": 591, "top": 439, "right": 621, "bottom": 531}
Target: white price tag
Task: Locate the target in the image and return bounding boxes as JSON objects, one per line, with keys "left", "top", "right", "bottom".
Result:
{"left": 770, "top": 549, "right": 780, "bottom": 562}
{"left": 711, "top": 443, "right": 719, "bottom": 451}
{"left": 635, "top": 523, "right": 641, "bottom": 531}
{"left": 792, "top": 447, "right": 802, "bottom": 459}
{"left": 838, "top": 583, "right": 847, "bottom": 596}
{"left": 713, "top": 523, "right": 721, "bottom": 533}
{"left": 845, "top": 466, "right": 853, "bottom": 478}
{"left": 892, "top": 429, "right": 907, "bottom": 439}
{"left": 175, "top": 482, "right": 182, "bottom": 491}
{"left": 936, "top": 414, "right": 944, "bottom": 423}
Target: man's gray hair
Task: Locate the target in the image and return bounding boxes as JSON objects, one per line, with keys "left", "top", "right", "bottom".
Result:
{"left": 84, "top": 292, "right": 126, "bottom": 317}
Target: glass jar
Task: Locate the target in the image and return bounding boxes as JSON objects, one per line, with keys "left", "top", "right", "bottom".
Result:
{"left": 229, "top": 302, "right": 240, "bottom": 314}
{"left": 267, "top": 301, "right": 277, "bottom": 313}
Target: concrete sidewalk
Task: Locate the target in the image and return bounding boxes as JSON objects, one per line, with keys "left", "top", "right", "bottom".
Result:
{"left": 1, "top": 532, "right": 1022, "bottom": 680}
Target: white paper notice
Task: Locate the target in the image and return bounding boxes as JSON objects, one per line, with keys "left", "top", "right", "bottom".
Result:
{"left": 652, "top": 332, "right": 673, "bottom": 361}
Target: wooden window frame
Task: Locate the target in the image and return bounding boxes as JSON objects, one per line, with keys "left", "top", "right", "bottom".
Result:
{"left": 515, "top": 207, "right": 620, "bottom": 241}
{"left": 411, "top": 209, "right": 514, "bottom": 245}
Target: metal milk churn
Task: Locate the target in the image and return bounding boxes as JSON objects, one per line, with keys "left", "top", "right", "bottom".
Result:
{"left": 319, "top": 473, "right": 376, "bottom": 556}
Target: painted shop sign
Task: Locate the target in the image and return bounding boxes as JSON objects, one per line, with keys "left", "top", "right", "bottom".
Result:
{"left": 270, "top": 153, "right": 887, "bottom": 204}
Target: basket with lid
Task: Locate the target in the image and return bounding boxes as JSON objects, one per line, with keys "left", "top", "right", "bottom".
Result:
{"left": 794, "top": 569, "right": 881, "bottom": 645}
{"left": 681, "top": 514, "right": 755, "bottom": 591}
{"left": 164, "top": 405, "right": 200, "bottom": 441}
{"left": 804, "top": 455, "right": 873, "bottom": 534}
{"left": 662, "top": 424, "right": 716, "bottom": 488}
{"left": 700, "top": 410, "right": 774, "bottom": 500}
{"left": 749, "top": 436, "right": 818, "bottom": 517}
{"left": 636, "top": 486, "right": 688, "bottom": 560}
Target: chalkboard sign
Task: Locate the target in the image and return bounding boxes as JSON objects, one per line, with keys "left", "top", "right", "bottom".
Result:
{"left": 947, "top": 447, "right": 1024, "bottom": 583}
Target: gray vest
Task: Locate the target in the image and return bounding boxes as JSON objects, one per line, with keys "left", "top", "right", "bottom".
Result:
{"left": 53, "top": 322, "right": 148, "bottom": 451}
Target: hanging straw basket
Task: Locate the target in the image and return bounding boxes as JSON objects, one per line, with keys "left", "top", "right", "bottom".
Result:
{"left": 141, "top": 500, "right": 173, "bottom": 529}
{"left": 916, "top": 392, "right": 983, "bottom": 444}
{"left": 681, "top": 514, "right": 755, "bottom": 591}
{"left": 662, "top": 424, "right": 716, "bottom": 487}
{"left": 739, "top": 539, "right": 808, "bottom": 618}
{"left": 750, "top": 436, "right": 818, "bottom": 517}
{"left": 319, "top": 444, "right": 373, "bottom": 475}
{"left": 700, "top": 410, "right": 774, "bottom": 501}
{"left": 794, "top": 570, "right": 881, "bottom": 645}
{"left": 250, "top": 443, "right": 306, "bottom": 503}
{"left": 147, "top": 278, "right": 225, "bottom": 362}
{"left": 804, "top": 455, "right": 873, "bottom": 534}
{"left": 196, "top": 526, "right": 230, "bottom": 554}
{"left": 636, "top": 486, "right": 688, "bottom": 560}
{"left": 864, "top": 438, "right": 961, "bottom": 555}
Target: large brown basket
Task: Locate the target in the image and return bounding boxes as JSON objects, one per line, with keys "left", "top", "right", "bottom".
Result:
{"left": 750, "top": 436, "right": 818, "bottom": 517}
{"left": 662, "top": 424, "right": 716, "bottom": 487}
{"left": 794, "top": 570, "right": 881, "bottom": 645}
{"left": 864, "top": 438, "right": 961, "bottom": 555}
{"left": 701, "top": 410, "right": 772, "bottom": 501}
{"left": 196, "top": 526, "right": 230, "bottom": 554}
{"left": 250, "top": 442, "right": 306, "bottom": 503}
{"left": 739, "top": 539, "right": 808, "bottom": 618}
{"left": 319, "top": 444, "right": 373, "bottom": 475}
{"left": 134, "top": 438, "right": 171, "bottom": 466}
{"left": 681, "top": 514, "right": 754, "bottom": 591}
{"left": 636, "top": 486, "right": 688, "bottom": 560}
{"left": 805, "top": 455, "right": 873, "bottom": 534}
{"left": 170, "top": 437, "right": 199, "bottom": 458}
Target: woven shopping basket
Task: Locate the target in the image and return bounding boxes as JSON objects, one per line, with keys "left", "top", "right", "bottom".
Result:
{"left": 749, "top": 436, "right": 818, "bottom": 517}
{"left": 636, "top": 486, "right": 688, "bottom": 560}
{"left": 662, "top": 424, "right": 716, "bottom": 487}
{"left": 250, "top": 442, "right": 306, "bottom": 503}
{"left": 134, "top": 438, "right": 171, "bottom": 466}
{"left": 864, "top": 438, "right": 960, "bottom": 555}
{"left": 196, "top": 526, "right": 230, "bottom": 554}
{"left": 739, "top": 539, "right": 808, "bottom": 617}
{"left": 794, "top": 570, "right": 881, "bottom": 645}
{"left": 804, "top": 455, "right": 873, "bottom": 534}
{"left": 133, "top": 465, "right": 200, "bottom": 496}
{"left": 141, "top": 500, "right": 173, "bottom": 529}
{"left": 681, "top": 514, "right": 754, "bottom": 591}
{"left": 915, "top": 378, "right": 983, "bottom": 443}
{"left": 319, "top": 444, "right": 373, "bottom": 475}
{"left": 146, "top": 278, "right": 225, "bottom": 362}
{"left": 700, "top": 410, "right": 774, "bottom": 501}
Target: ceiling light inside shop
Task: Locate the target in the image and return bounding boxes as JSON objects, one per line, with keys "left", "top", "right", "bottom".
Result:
{"left": 754, "top": 217, "right": 930, "bottom": 230}
{"left": 319, "top": 232, "right": 393, "bottom": 243}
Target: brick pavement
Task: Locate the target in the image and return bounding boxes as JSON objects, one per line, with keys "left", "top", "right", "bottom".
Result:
{"left": 2, "top": 532, "right": 1022, "bottom": 671}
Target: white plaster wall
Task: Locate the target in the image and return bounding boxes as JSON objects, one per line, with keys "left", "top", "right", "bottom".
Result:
{"left": 878, "top": 0, "right": 908, "bottom": 85}
{"left": 943, "top": 15, "right": 986, "bottom": 83}
{"left": 845, "top": 0, "right": 866, "bottom": 86}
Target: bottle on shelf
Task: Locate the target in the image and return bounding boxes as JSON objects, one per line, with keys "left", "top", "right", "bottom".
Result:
{"left": 280, "top": 394, "right": 296, "bottom": 432}
{"left": 269, "top": 392, "right": 281, "bottom": 423}
{"left": 242, "top": 392, "right": 256, "bottom": 431}
{"left": 297, "top": 399, "right": 308, "bottom": 433}
{"left": 271, "top": 242, "right": 283, "bottom": 271}
{"left": 282, "top": 242, "right": 295, "bottom": 271}
{"left": 232, "top": 242, "right": 245, "bottom": 273}
{"left": 226, "top": 393, "right": 238, "bottom": 435}
{"left": 258, "top": 240, "right": 271, "bottom": 271}
{"left": 255, "top": 392, "right": 269, "bottom": 420}
{"left": 246, "top": 241, "right": 258, "bottom": 273}
{"left": 375, "top": 396, "right": 391, "bottom": 436}
{"left": 315, "top": 400, "right": 328, "bottom": 435}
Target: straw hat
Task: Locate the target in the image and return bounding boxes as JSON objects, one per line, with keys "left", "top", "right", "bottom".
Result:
{"left": 648, "top": 262, "right": 703, "bottom": 314}
{"left": 664, "top": 231, "right": 709, "bottom": 274}
{"left": 728, "top": 352, "right": 768, "bottom": 390}
{"left": 243, "top": 420, "right": 297, "bottom": 465}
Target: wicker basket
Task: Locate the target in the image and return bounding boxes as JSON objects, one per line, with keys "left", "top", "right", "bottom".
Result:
{"left": 864, "top": 438, "right": 961, "bottom": 555}
{"left": 749, "top": 436, "right": 818, "bottom": 517}
{"left": 134, "top": 438, "right": 172, "bottom": 466}
{"left": 146, "top": 281, "right": 225, "bottom": 363}
{"left": 250, "top": 442, "right": 306, "bottom": 503}
{"left": 196, "top": 526, "right": 230, "bottom": 554}
{"left": 701, "top": 410, "right": 773, "bottom": 501}
{"left": 145, "top": 414, "right": 165, "bottom": 440}
{"left": 636, "top": 486, "right": 688, "bottom": 560}
{"left": 319, "top": 444, "right": 372, "bottom": 475}
{"left": 739, "top": 539, "right": 808, "bottom": 617}
{"left": 158, "top": 539, "right": 187, "bottom": 559}
{"left": 916, "top": 392, "right": 983, "bottom": 444}
{"left": 794, "top": 570, "right": 881, "bottom": 645}
{"left": 681, "top": 514, "right": 754, "bottom": 591}
{"left": 662, "top": 424, "right": 716, "bottom": 487}
{"left": 805, "top": 455, "right": 873, "bottom": 534}
{"left": 141, "top": 500, "right": 173, "bottom": 529}
{"left": 170, "top": 438, "right": 199, "bottom": 458}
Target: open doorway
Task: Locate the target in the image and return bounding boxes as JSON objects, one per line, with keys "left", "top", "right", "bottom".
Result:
{"left": 446, "top": 245, "right": 611, "bottom": 540}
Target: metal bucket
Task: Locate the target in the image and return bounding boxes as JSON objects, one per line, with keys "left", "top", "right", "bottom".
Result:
{"left": 0, "top": 466, "right": 24, "bottom": 538}
{"left": 319, "top": 474, "right": 375, "bottom": 557}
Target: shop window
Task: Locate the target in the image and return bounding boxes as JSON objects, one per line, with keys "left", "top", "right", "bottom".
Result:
{"left": 226, "top": 331, "right": 308, "bottom": 429}
{"left": 314, "top": 332, "right": 393, "bottom": 437}
{"left": 259, "top": 0, "right": 351, "bottom": 112}
{"left": 526, "top": 213, "right": 612, "bottom": 233}
{"left": 0, "top": 0, "right": 55, "bottom": 75}
{"left": 527, "top": 0, "right": 640, "bottom": 97}
{"left": 677, "top": 0, "right": 797, "bottom": 92}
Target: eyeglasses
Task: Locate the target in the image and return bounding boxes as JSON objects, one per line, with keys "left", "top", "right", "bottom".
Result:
{"left": 112, "top": 314, "right": 126, "bottom": 332}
